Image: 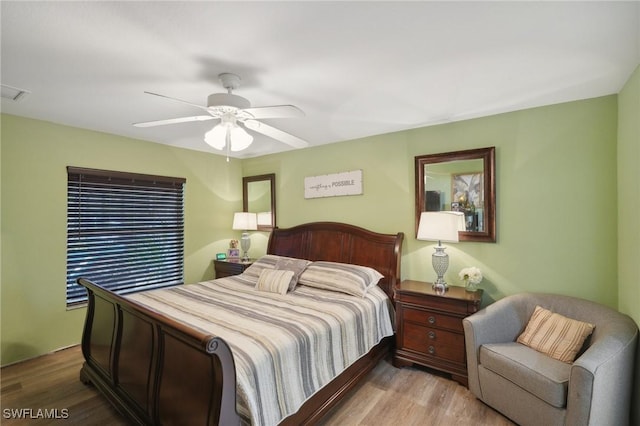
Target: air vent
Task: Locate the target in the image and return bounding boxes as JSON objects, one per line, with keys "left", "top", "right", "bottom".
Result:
{"left": 1, "top": 84, "right": 30, "bottom": 102}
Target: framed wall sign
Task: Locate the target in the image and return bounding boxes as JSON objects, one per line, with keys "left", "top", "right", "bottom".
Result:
{"left": 304, "top": 170, "right": 363, "bottom": 199}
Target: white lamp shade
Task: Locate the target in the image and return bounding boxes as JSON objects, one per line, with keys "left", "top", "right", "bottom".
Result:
{"left": 229, "top": 126, "right": 253, "bottom": 151}
{"left": 204, "top": 124, "right": 227, "bottom": 150}
{"left": 417, "top": 211, "right": 466, "bottom": 243}
{"left": 256, "top": 211, "right": 272, "bottom": 226}
{"left": 204, "top": 123, "right": 253, "bottom": 151}
{"left": 232, "top": 212, "right": 258, "bottom": 231}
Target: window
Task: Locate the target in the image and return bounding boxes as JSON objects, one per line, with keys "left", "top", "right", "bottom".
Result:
{"left": 66, "top": 167, "right": 185, "bottom": 306}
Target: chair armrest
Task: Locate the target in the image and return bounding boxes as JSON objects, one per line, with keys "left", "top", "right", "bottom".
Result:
{"left": 463, "top": 294, "right": 533, "bottom": 398}
{"left": 463, "top": 294, "right": 531, "bottom": 348}
{"left": 566, "top": 322, "right": 638, "bottom": 426}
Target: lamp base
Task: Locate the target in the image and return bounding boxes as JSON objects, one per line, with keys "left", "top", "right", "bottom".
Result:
{"left": 240, "top": 232, "right": 251, "bottom": 262}
{"left": 432, "top": 243, "right": 449, "bottom": 292}
{"left": 432, "top": 281, "right": 448, "bottom": 292}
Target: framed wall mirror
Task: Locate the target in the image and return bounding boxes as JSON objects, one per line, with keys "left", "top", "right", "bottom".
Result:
{"left": 415, "top": 147, "right": 496, "bottom": 242}
{"left": 243, "top": 173, "right": 276, "bottom": 231}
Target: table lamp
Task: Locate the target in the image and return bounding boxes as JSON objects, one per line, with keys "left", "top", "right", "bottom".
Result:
{"left": 232, "top": 212, "right": 258, "bottom": 261}
{"left": 417, "top": 211, "right": 466, "bottom": 291}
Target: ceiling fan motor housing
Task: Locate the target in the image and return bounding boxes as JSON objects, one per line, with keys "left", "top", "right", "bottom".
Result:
{"left": 207, "top": 93, "right": 251, "bottom": 110}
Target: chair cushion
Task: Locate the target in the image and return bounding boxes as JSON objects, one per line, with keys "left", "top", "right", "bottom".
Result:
{"left": 479, "top": 342, "right": 571, "bottom": 408}
{"left": 517, "top": 305, "right": 594, "bottom": 363}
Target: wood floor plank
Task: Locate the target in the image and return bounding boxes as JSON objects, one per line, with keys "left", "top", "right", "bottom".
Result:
{"left": 1, "top": 346, "right": 126, "bottom": 426}
{"left": 318, "top": 359, "right": 514, "bottom": 426}
{"left": 1, "top": 346, "right": 513, "bottom": 425}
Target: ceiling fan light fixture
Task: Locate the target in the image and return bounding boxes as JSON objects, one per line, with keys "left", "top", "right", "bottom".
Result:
{"left": 204, "top": 122, "right": 253, "bottom": 152}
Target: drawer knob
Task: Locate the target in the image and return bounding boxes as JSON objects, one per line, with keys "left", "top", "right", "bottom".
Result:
{"left": 428, "top": 316, "right": 436, "bottom": 325}
{"left": 428, "top": 331, "right": 436, "bottom": 339}
{"left": 428, "top": 346, "right": 435, "bottom": 355}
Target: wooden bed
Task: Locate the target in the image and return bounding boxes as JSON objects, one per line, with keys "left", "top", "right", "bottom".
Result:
{"left": 77, "top": 221, "right": 404, "bottom": 425}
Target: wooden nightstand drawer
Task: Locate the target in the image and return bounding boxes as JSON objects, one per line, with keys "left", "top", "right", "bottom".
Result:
{"left": 403, "top": 307, "right": 463, "bottom": 333}
{"left": 402, "top": 322, "right": 465, "bottom": 364}
{"left": 213, "top": 259, "right": 253, "bottom": 278}
{"left": 398, "top": 293, "right": 471, "bottom": 315}
{"left": 393, "top": 280, "right": 483, "bottom": 387}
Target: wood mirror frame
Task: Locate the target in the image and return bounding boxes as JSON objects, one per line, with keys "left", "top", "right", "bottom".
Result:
{"left": 243, "top": 173, "right": 276, "bottom": 231}
{"left": 415, "top": 147, "right": 496, "bottom": 242}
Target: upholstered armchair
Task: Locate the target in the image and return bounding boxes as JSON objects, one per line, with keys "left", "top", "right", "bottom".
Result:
{"left": 463, "top": 293, "right": 638, "bottom": 426}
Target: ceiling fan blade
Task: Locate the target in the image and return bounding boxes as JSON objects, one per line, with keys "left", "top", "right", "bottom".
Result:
{"left": 133, "top": 115, "right": 214, "bottom": 128}
{"left": 241, "top": 105, "right": 305, "bottom": 120}
{"left": 244, "top": 119, "right": 308, "bottom": 148}
{"left": 144, "top": 91, "right": 210, "bottom": 112}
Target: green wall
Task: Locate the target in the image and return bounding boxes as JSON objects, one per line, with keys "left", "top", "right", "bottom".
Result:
{"left": 244, "top": 96, "right": 620, "bottom": 309}
{"left": 2, "top": 90, "right": 636, "bottom": 367}
{"left": 1, "top": 115, "right": 242, "bottom": 364}
{"left": 618, "top": 64, "right": 640, "bottom": 324}
{"left": 617, "top": 64, "right": 640, "bottom": 425}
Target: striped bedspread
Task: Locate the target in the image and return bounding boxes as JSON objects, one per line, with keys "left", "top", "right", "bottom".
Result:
{"left": 127, "top": 274, "right": 395, "bottom": 426}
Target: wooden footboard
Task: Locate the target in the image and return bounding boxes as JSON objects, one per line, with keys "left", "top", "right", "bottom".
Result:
{"left": 77, "top": 277, "right": 241, "bottom": 425}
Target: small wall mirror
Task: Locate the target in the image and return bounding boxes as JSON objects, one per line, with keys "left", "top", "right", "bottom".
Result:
{"left": 415, "top": 147, "right": 496, "bottom": 242}
{"left": 243, "top": 173, "right": 276, "bottom": 231}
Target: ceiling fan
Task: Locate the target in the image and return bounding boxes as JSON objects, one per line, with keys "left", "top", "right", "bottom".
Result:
{"left": 133, "top": 73, "right": 308, "bottom": 153}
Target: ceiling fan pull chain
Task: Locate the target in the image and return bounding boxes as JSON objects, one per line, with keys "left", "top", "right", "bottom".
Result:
{"left": 226, "top": 127, "right": 231, "bottom": 162}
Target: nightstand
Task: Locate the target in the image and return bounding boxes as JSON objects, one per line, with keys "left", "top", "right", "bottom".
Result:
{"left": 213, "top": 259, "right": 253, "bottom": 278}
{"left": 393, "top": 280, "right": 482, "bottom": 387}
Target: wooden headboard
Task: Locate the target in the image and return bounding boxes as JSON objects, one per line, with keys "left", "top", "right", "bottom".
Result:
{"left": 267, "top": 222, "right": 404, "bottom": 298}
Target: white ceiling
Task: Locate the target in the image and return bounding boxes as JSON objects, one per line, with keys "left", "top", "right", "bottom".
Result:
{"left": 2, "top": 1, "right": 639, "bottom": 159}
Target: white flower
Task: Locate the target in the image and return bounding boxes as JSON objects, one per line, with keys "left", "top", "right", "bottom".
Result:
{"left": 459, "top": 267, "right": 483, "bottom": 284}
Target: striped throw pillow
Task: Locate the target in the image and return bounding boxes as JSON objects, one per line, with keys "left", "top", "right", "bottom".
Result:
{"left": 255, "top": 269, "right": 294, "bottom": 295}
{"left": 517, "top": 305, "right": 595, "bottom": 363}
{"left": 298, "top": 261, "right": 384, "bottom": 297}
{"left": 242, "top": 255, "right": 280, "bottom": 280}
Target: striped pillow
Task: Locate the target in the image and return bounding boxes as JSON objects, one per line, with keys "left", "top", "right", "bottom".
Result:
{"left": 255, "top": 269, "right": 294, "bottom": 295}
{"left": 242, "top": 255, "right": 311, "bottom": 289}
{"left": 517, "top": 305, "right": 595, "bottom": 363}
{"left": 242, "top": 255, "right": 280, "bottom": 281}
{"left": 298, "top": 261, "right": 384, "bottom": 297}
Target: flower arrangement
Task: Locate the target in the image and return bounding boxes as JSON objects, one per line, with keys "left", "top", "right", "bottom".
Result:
{"left": 459, "top": 267, "right": 483, "bottom": 292}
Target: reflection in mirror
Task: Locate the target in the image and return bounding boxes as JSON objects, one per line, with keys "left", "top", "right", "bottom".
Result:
{"left": 416, "top": 147, "right": 495, "bottom": 242}
{"left": 243, "top": 174, "right": 276, "bottom": 231}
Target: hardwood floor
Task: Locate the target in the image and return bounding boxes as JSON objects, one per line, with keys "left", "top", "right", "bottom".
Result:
{"left": 1, "top": 345, "right": 514, "bottom": 425}
{"left": 1, "top": 346, "right": 126, "bottom": 426}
